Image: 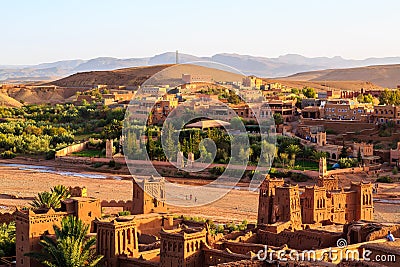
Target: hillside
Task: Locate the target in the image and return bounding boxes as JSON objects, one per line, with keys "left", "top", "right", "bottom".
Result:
{"left": 283, "top": 64, "right": 400, "bottom": 88}
{"left": 0, "top": 87, "right": 83, "bottom": 105}
{"left": 51, "top": 64, "right": 174, "bottom": 87}
{"left": 263, "top": 79, "right": 383, "bottom": 92}
{"left": 0, "top": 92, "right": 22, "bottom": 107}
{"left": 50, "top": 64, "right": 244, "bottom": 87}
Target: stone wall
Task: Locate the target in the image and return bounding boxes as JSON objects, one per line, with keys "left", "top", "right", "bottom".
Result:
{"left": 257, "top": 229, "right": 344, "bottom": 250}
{"left": 301, "top": 120, "right": 375, "bottom": 135}
{"left": 367, "top": 225, "right": 400, "bottom": 241}
{"left": 203, "top": 247, "right": 250, "bottom": 266}
{"left": 55, "top": 141, "right": 88, "bottom": 157}
{"left": 101, "top": 200, "right": 133, "bottom": 212}
{"left": 118, "top": 256, "right": 159, "bottom": 267}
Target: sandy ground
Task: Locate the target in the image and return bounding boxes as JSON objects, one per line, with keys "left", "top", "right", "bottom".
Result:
{"left": 0, "top": 159, "right": 399, "bottom": 224}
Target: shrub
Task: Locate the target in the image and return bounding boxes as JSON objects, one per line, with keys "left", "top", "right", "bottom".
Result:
{"left": 393, "top": 167, "right": 398, "bottom": 175}
{"left": 118, "top": 211, "right": 131, "bottom": 216}
{"left": 290, "top": 172, "right": 309, "bottom": 182}
{"left": 0, "top": 150, "right": 15, "bottom": 159}
{"left": 338, "top": 158, "right": 358, "bottom": 168}
{"left": 92, "top": 162, "right": 104, "bottom": 168}
{"left": 45, "top": 149, "right": 56, "bottom": 160}
{"left": 108, "top": 160, "right": 116, "bottom": 168}
{"left": 210, "top": 166, "right": 225, "bottom": 175}
{"left": 376, "top": 176, "right": 393, "bottom": 183}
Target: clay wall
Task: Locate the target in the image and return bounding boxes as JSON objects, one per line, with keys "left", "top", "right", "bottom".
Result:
{"left": 55, "top": 142, "right": 88, "bottom": 157}
{"left": 203, "top": 248, "right": 250, "bottom": 266}
{"left": 257, "top": 229, "right": 343, "bottom": 250}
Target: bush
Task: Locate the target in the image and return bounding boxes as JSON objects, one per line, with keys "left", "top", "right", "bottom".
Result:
{"left": 118, "top": 211, "right": 131, "bottom": 216}
{"left": 290, "top": 172, "right": 309, "bottom": 182}
{"left": 108, "top": 160, "right": 116, "bottom": 168}
{"left": 338, "top": 158, "right": 358, "bottom": 168}
{"left": 376, "top": 176, "right": 394, "bottom": 183}
{"left": 393, "top": 167, "right": 398, "bottom": 175}
{"left": 210, "top": 166, "right": 225, "bottom": 175}
{"left": 92, "top": 162, "right": 104, "bottom": 168}
{"left": 45, "top": 149, "right": 56, "bottom": 160}
{"left": 0, "top": 150, "right": 16, "bottom": 159}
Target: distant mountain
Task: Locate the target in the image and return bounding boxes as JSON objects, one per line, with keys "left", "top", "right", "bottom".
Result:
{"left": 2, "top": 52, "right": 400, "bottom": 82}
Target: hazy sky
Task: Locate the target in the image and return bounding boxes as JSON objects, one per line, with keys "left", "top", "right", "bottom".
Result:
{"left": 2, "top": 0, "right": 400, "bottom": 65}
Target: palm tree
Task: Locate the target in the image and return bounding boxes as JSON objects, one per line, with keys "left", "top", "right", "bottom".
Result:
{"left": 30, "top": 185, "right": 71, "bottom": 210}
{"left": 51, "top": 185, "right": 71, "bottom": 200}
{"left": 280, "top": 153, "right": 289, "bottom": 169}
{"left": 285, "top": 144, "right": 301, "bottom": 163}
{"left": 30, "top": 191, "right": 63, "bottom": 210}
{"left": 26, "top": 216, "right": 103, "bottom": 267}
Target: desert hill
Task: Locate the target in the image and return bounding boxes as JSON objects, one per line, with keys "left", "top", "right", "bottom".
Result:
{"left": 283, "top": 64, "right": 400, "bottom": 88}
{"left": 263, "top": 79, "right": 383, "bottom": 92}
{"left": 0, "top": 92, "right": 23, "bottom": 107}
{"left": 50, "top": 64, "right": 244, "bottom": 88}
{"left": 51, "top": 64, "right": 174, "bottom": 87}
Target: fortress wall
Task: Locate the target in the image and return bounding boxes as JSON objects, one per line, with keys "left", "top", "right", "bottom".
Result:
{"left": 101, "top": 200, "right": 133, "bottom": 212}
{"left": 258, "top": 229, "right": 343, "bottom": 250}
{"left": 203, "top": 248, "right": 250, "bottom": 266}
{"left": 215, "top": 241, "right": 266, "bottom": 255}
{"left": 367, "top": 225, "right": 400, "bottom": 241}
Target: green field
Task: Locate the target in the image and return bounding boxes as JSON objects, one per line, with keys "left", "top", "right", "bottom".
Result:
{"left": 71, "top": 149, "right": 104, "bottom": 158}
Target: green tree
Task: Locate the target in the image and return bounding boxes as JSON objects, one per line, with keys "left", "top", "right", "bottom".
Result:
{"left": 280, "top": 152, "right": 289, "bottom": 169}
{"left": 302, "top": 87, "right": 316, "bottom": 98}
{"left": 0, "top": 222, "right": 16, "bottom": 257}
{"left": 311, "top": 150, "right": 327, "bottom": 161}
{"left": 230, "top": 117, "right": 244, "bottom": 131}
{"left": 162, "top": 123, "right": 177, "bottom": 161}
{"left": 51, "top": 185, "right": 71, "bottom": 200}
{"left": 339, "top": 145, "right": 348, "bottom": 159}
{"left": 30, "top": 191, "right": 63, "bottom": 210}
{"left": 30, "top": 185, "right": 71, "bottom": 210}
{"left": 26, "top": 216, "right": 103, "bottom": 267}
{"left": 285, "top": 144, "right": 301, "bottom": 162}
{"left": 261, "top": 140, "right": 276, "bottom": 166}
{"left": 357, "top": 147, "right": 362, "bottom": 163}
{"left": 273, "top": 113, "right": 284, "bottom": 126}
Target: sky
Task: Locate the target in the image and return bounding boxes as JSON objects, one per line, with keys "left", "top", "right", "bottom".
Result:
{"left": 1, "top": 0, "right": 400, "bottom": 65}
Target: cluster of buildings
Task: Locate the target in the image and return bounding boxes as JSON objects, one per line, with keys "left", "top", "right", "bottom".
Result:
{"left": 10, "top": 165, "right": 400, "bottom": 267}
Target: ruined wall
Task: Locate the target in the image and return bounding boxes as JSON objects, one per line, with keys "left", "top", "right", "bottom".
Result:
{"left": 367, "top": 225, "right": 400, "bottom": 241}
{"left": 118, "top": 256, "right": 159, "bottom": 267}
{"left": 257, "top": 229, "right": 343, "bottom": 250}
{"left": 203, "top": 248, "right": 250, "bottom": 266}
{"left": 214, "top": 241, "right": 267, "bottom": 255}
{"left": 101, "top": 200, "right": 134, "bottom": 213}
{"left": 301, "top": 120, "right": 374, "bottom": 135}
{"left": 325, "top": 166, "right": 369, "bottom": 176}
{"left": 55, "top": 141, "right": 88, "bottom": 157}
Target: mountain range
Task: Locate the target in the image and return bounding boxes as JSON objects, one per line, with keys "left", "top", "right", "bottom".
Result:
{"left": 3, "top": 52, "right": 400, "bottom": 82}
